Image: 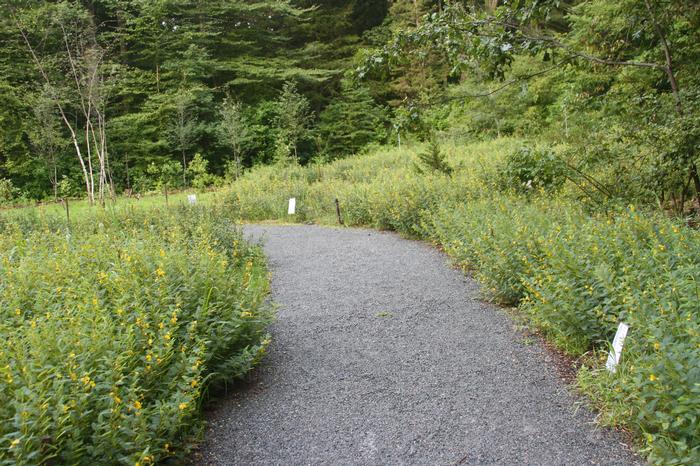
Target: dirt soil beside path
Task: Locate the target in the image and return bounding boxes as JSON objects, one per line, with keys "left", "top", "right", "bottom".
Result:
{"left": 196, "top": 224, "right": 642, "bottom": 466}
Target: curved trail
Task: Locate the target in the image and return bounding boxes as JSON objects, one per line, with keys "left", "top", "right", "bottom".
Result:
{"left": 198, "top": 225, "right": 640, "bottom": 465}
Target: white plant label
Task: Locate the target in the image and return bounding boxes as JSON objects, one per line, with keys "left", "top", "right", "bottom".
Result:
{"left": 606, "top": 322, "right": 629, "bottom": 373}
{"left": 187, "top": 194, "right": 197, "bottom": 205}
{"left": 288, "top": 197, "right": 296, "bottom": 215}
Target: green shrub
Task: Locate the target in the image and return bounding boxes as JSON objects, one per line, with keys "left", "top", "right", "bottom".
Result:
{"left": 500, "top": 146, "right": 566, "bottom": 193}
{"left": 0, "top": 204, "right": 271, "bottom": 465}
{"left": 0, "top": 178, "right": 17, "bottom": 204}
{"left": 414, "top": 138, "right": 453, "bottom": 177}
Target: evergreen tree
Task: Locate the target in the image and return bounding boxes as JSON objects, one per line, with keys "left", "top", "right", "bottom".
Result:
{"left": 318, "top": 79, "right": 387, "bottom": 159}
{"left": 414, "top": 135, "right": 453, "bottom": 176}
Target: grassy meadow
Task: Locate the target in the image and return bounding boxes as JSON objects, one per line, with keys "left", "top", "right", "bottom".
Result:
{"left": 224, "top": 137, "right": 700, "bottom": 465}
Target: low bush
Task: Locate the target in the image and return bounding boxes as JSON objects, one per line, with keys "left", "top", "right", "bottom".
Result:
{"left": 0, "top": 203, "right": 272, "bottom": 465}
{"left": 499, "top": 145, "right": 567, "bottom": 193}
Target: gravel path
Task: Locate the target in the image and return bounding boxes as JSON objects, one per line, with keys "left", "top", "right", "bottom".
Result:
{"left": 198, "top": 225, "right": 641, "bottom": 465}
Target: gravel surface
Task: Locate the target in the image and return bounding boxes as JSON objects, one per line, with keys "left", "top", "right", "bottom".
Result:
{"left": 197, "top": 224, "right": 641, "bottom": 465}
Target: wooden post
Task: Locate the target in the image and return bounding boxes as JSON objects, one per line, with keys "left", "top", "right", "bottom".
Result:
{"left": 164, "top": 186, "right": 169, "bottom": 206}
{"left": 63, "top": 197, "right": 70, "bottom": 227}
{"left": 335, "top": 198, "right": 343, "bottom": 225}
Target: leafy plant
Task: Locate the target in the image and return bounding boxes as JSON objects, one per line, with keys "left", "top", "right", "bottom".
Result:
{"left": 0, "top": 178, "right": 17, "bottom": 204}
{"left": 0, "top": 203, "right": 271, "bottom": 464}
{"left": 414, "top": 136, "right": 453, "bottom": 176}
{"left": 500, "top": 146, "right": 566, "bottom": 193}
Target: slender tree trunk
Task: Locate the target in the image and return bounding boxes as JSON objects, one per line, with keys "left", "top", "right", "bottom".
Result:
{"left": 124, "top": 150, "right": 131, "bottom": 190}
{"left": 13, "top": 16, "right": 94, "bottom": 204}
{"left": 234, "top": 148, "right": 241, "bottom": 179}
{"left": 182, "top": 149, "right": 187, "bottom": 187}
{"left": 51, "top": 153, "right": 58, "bottom": 201}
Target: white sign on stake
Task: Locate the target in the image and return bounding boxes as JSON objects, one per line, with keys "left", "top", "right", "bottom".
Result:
{"left": 187, "top": 194, "right": 197, "bottom": 205}
{"left": 288, "top": 197, "right": 296, "bottom": 215}
{"left": 606, "top": 322, "right": 630, "bottom": 373}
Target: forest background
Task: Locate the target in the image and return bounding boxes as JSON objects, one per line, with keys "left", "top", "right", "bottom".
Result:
{"left": 1, "top": 0, "right": 695, "bottom": 212}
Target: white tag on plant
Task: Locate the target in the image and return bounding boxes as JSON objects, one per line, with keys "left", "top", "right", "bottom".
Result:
{"left": 187, "top": 194, "right": 197, "bottom": 205}
{"left": 288, "top": 197, "right": 296, "bottom": 215}
{"left": 606, "top": 322, "right": 629, "bottom": 373}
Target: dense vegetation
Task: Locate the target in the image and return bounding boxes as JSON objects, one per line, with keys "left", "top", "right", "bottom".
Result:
{"left": 0, "top": 203, "right": 271, "bottom": 464}
{"left": 1, "top": 0, "right": 392, "bottom": 202}
{"left": 2, "top": 1, "right": 699, "bottom": 211}
{"left": 2, "top": 0, "right": 700, "bottom": 464}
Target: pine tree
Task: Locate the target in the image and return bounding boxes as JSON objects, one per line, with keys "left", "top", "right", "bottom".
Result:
{"left": 318, "top": 79, "right": 387, "bottom": 159}
{"left": 414, "top": 135, "right": 452, "bottom": 176}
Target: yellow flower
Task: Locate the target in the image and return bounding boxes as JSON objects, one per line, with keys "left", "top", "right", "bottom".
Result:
{"left": 10, "top": 438, "right": 19, "bottom": 449}
{"left": 160, "top": 249, "right": 166, "bottom": 257}
{"left": 653, "top": 342, "right": 661, "bottom": 351}
{"left": 241, "top": 311, "right": 253, "bottom": 318}
{"left": 155, "top": 267, "right": 165, "bottom": 277}
{"left": 190, "top": 379, "right": 198, "bottom": 388}
{"left": 649, "top": 374, "right": 657, "bottom": 382}
{"left": 133, "top": 400, "right": 142, "bottom": 410}
{"left": 179, "top": 402, "right": 188, "bottom": 410}
{"left": 14, "top": 309, "right": 20, "bottom": 316}
{"left": 164, "top": 333, "right": 171, "bottom": 341}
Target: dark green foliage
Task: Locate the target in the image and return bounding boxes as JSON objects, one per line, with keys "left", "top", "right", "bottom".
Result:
{"left": 414, "top": 137, "right": 452, "bottom": 176}
{"left": 318, "top": 79, "right": 387, "bottom": 159}
{"left": 362, "top": 0, "right": 700, "bottom": 211}
{"left": 500, "top": 146, "right": 566, "bottom": 193}
{"left": 0, "top": 1, "right": 391, "bottom": 199}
